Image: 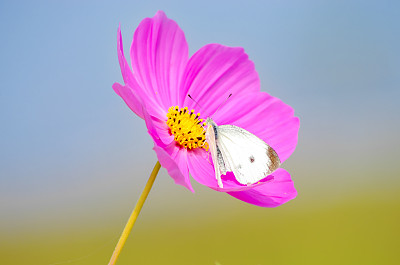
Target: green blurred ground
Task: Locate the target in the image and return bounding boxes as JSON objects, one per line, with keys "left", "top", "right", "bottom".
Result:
{"left": 2, "top": 188, "right": 399, "bottom": 265}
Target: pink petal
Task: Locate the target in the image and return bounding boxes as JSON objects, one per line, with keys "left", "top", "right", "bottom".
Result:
{"left": 117, "top": 25, "right": 136, "bottom": 88}
{"left": 142, "top": 104, "right": 193, "bottom": 191}
{"left": 187, "top": 149, "right": 274, "bottom": 192}
{"left": 113, "top": 82, "right": 171, "bottom": 143}
{"left": 117, "top": 23, "right": 176, "bottom": 145}
{"left": 227, "top": 168, "right": 297, "bottom": 207}
{"left": 114, "top": 77, "right": 173, "bottom": 145}
{"left": 186, "top": 148, "right": 216, "bottom": 186}
{"left": 153, "top": 144, "right": 193, "bottom": 192}
{"left": 213, "top": 92, "right": 299, "bottom": 163}
{"left": 117, "top": 26, "right": 166, "bottom": 119}
{"left": 130, "top": 10, "right": 189, "bottom": 111}
{"left": 181, "top": 44, "right": 260, "bottom": 117}
{"left": 148, "top": 114, "right": 174, "bottom": 145}
{"left": 113, "top": 82, "right": 144, "bottom": 118}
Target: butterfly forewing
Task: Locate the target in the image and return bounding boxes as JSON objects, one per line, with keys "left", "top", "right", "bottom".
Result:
{"left": 205, "top": 120, "right": 227, "bottom": 188}
{"left": 216, "top": 125, "right": 280, "bottom": 185}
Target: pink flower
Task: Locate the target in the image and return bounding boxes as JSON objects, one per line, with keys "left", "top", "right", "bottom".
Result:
{"left": 113, "top": 11, "right": 300, "bottom": 207}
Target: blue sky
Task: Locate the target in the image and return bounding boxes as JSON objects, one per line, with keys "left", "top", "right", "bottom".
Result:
{"left": 1, "top": 0, "right": 399, "bottom": 225}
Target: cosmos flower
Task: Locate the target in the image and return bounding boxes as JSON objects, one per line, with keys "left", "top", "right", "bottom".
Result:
{"left": 113, "top": 11, "right": 299, "bottom": 207}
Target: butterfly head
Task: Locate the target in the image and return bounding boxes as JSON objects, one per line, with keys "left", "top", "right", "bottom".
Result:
{"left": 205, "top": 117, "right": 219, "bottom": 143}
{"left": 205, "top": 117, "right": 215, "bottom": 126}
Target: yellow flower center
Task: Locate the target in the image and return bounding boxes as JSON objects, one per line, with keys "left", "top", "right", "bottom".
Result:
{"left": 166, "top": 106, "right": 209, "bottom": 151}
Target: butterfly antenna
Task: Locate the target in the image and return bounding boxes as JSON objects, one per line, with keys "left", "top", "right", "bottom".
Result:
{"left": 187, "top": 94, "right": 207, "bottom": 135}
{"left": 187, "top": 94, "right": 231, "bottom": 150}
{"left": 212, "top": 93, "right": 232, "bottom": 118}
{"left": 187, "top": 94, "right": 205, "bottom": 112}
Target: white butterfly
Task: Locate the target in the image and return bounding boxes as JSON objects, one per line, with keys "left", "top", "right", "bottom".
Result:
{"left": 205, "top": 118, "right": 280, "bottom": 188}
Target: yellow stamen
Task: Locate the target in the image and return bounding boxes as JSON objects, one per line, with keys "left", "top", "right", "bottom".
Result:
{"left": 166, "top": 106, "right": 209, "bottom": 151}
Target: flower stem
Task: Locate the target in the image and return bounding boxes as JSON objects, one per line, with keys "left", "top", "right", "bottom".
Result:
{"left": 108, "top": 161, "right": 161, "bottom": 265}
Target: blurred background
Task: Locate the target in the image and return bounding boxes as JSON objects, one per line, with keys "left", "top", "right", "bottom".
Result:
{"left": 1, "top": 0, "right": 399, "bottom": 264}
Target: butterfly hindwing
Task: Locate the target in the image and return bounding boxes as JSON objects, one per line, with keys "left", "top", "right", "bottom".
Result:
{"left": 215, "top": 125, "right": 280, "bottom": 185}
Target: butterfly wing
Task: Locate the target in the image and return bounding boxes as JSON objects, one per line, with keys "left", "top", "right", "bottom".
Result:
{"left": 216, "top": 125, "right": 280, "bottom": 185}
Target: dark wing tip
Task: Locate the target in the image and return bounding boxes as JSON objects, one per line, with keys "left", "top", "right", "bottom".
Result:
{"left": 267, "top": 146, "right": 281, "bottom": 171}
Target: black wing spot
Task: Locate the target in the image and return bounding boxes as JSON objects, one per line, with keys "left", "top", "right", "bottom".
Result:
{"left": 249, "top": 156, "right": 255, "bottom": 163}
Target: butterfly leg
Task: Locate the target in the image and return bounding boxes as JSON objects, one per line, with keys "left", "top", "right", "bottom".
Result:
{"left": 213, "top": 160, "right": 223, "bottom": 188}
{"left": 217, "top": 174, "right": 223, "bottom": 188}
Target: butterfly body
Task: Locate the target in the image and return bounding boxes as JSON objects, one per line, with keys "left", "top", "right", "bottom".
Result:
{"left": 205, "top": 118, "right": 280, "bottom": 188}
